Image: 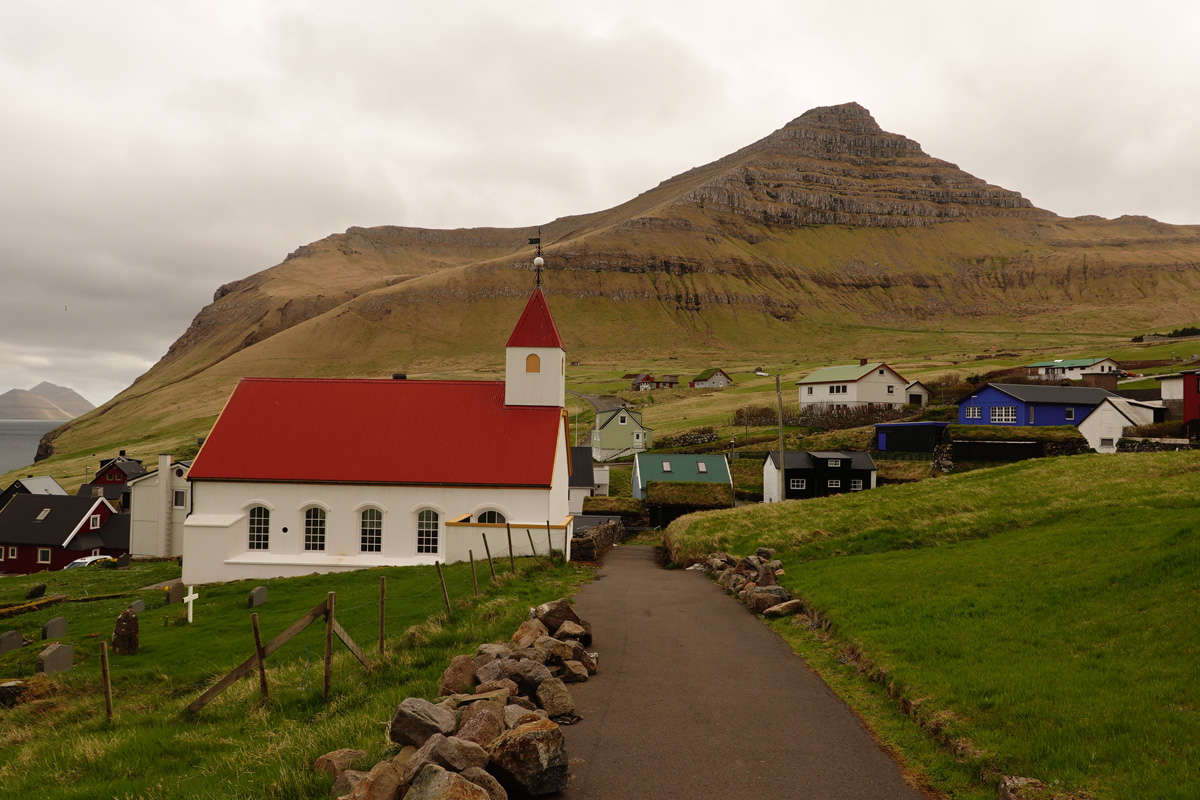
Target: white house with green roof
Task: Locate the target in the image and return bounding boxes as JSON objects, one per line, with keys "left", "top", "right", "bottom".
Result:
{"left": 1024, "top": 357, "right": 1120, "bottom": 380}
{"left": 796, "top": 361, "right": 924, "bottom": 408}
{"left": 631, "top": 453, "right": 732, "bottom": 500}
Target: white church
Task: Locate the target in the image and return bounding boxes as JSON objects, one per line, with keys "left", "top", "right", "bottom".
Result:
{"left": 181, "top": 285, "right": 573, "bottom": 585}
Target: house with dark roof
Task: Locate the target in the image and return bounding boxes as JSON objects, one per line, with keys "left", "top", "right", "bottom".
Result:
{"left": 181, "top": 287, "right": 573, "bottom": 585}
{"left": 568, "top": 447, "right": 597, "bottom": 515}
{"left": 75, "top": 451, "right": 147, "bottom": 511}
{"left": 587, "top": 407, "right": 653, "bottom": 461}
{"left": 0, "top": 495, "right": 128, "bottom": 574}
{"left": 0, "top": 476, "right": 67, "bottom": 512}
{"left": 689, "top": 368, "right": 733, "bottom": 389}
{"left": 762, "top": 451, "right": 878, "bottom": 503}
{"left": 631, "top": 453, "right": 732, "bottom": 500}
{"left": 797, "top": 360, "right": 926, "bottom": 408}
{"left": 956, "top": 383, "right": 1130, "bottom": 427}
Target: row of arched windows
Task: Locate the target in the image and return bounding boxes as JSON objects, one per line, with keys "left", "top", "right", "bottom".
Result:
{"left": 245, "top": 506, "right": 441, "bottom": 554}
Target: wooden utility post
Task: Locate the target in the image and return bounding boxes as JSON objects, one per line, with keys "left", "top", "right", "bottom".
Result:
{"left": 776, "top": 375, "right": 785, "bottom": 503}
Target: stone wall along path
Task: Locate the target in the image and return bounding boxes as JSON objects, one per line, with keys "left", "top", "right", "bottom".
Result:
{"left": 559, "top": 545, "right": 929, "bottom": 800}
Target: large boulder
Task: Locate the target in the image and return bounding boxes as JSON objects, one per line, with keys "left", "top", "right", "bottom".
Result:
{"left": 503, "top": 704, "right": 545, "bottom": 729}
{"left": 755, "top": 547, "right": 776, "bottom": 560}
{"left": 439, "top": 654, "right": 479, "bottom": 696}
{"left": 534, "top": 678, "right": 574, "bottom": 718}
{"left": 343, "top": 760, "right": 405, "bottom": 800}
{"left": 313, "top": 748, "right": 366, "bottom": 778}
{"left": 402, "top": 734, "right": 489, "bottom": 784}
{"left": 531, "top": 598, "right": 581, "bottom": 635}
{"left": 510, "top": 619, "right": 549, "bottom": 650}
{"left": 331, "top": 768, "right": 370, "bottom": 798}
{"left": 763, "top": 599, "right": 805, "bottom": 618}
{"left": 506, "top": 659, "right": 553, "bottom": 697}
{"left": 389, "top": 697, "right": 458, "bottom": 747}
{"left": 553, "top": 620, "right": 586, "bottom": 641}
{"left": 473, "top": 644, "right": 512, "bottom": 668}
{"left": 456, "top": 702, "right": 505, "bottom": 748}
{"left": 533, "top": 635, "right": 574, "bottom": 665}
{"left": 560, "top": 661, "right": 589, "bottom": 683}
{"left": 475, "top": 678, "right": 518, "bottom": 697}
{"left": 460, "top": 766, "right": 507, "bottom": 800}
{"left": 746, "top": 586, "right": 791, "bottom": 614}
{"left": 487, "top": 719, "right": 569, "bottom": 796}
{"left": 405, "top": 764, "right": 490, "bottom": 800}
{"left": 755, "top": 563, "right": 777, "bottom": 587}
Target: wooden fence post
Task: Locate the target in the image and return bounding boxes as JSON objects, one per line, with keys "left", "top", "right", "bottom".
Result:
{"left": 482, "top": 533, "right": 498, "bottom": 584}
{"left": 546, "top": 520, "right": 554, "bottom": 564}
{"left": 505, "top": 524, "right": 515, "bottom": 573}
{"left": 436, "top": 561, "right": 452, "bottom": 617}
{"left": 379, "top": 576, "right": 386, "bottom": 657}
{"left": 324, "top": 592, "right": 334, "bottom": 701}
{"left": 252, "top": 612, "right": 269, "bottom": 701}
{"left": 469, "top": 550, "right": 479, "bottom": 597}
{"left": 100, "top": 641, "right": 113, "bottom": 722}
{"left": 526, "top": 530, "right": 538, "bottom": 565}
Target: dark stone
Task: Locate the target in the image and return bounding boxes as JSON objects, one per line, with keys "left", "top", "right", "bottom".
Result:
{"left": 755, "top": 547, "right": 776, "bottom": 560}
{"left": 532, "top": 597, "right": 582, "bottom": 635}
{"left": 126, "top": 599, "right": 146, "bottom": 614}
{"left": 747, "top": 586, "right": 792, "bottom": 614}
{"left": 166, "top": 582, "right": 186, "bottom": 604}
{"left": 24, "top": 584, "right": 46, "bottom": 600}
{"left": 560, "top": 661, "right": 589, "bottom": 683}
{"left": 0, "top": 680, "right": 27, "bottom": 708}
{"left": 248, "top": 585, "right": 268, "bottom": 608}
{"left": 36, "top": 643, "right": 73, "bottom": 675}
{"left": 112, "top": 608, "right": 139, "bottom": 655}
{"left": 0, "top": 630, "right": 24, "bottom": 654}
{"left": 487, "top": 719, "right": 569, "bottom": 796}
{"left": 115, "top": 553, "right": 130, "bottom": 568}
{"left": 534, "top": 678, "right": 574, "bottom": 718}
{"left": 755, "top": 563, "right": 777, "bottom": 587}
{"left": 41, "top": 617, "right": 68, "bottom": 640}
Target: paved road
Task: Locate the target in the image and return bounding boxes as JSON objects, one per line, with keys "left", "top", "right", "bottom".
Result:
{"left": 566, "top": 390, "right": 626, "bottom": 414}
{"left": 560, "top": 546, "right": 929, "bottom": 800}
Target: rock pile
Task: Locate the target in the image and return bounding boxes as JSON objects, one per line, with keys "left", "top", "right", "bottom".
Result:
{"left": 319, "top": 597, "right": 596, "bottom": 800}
{"left": 697, "top": 548, "right": 801, "bottom": 617}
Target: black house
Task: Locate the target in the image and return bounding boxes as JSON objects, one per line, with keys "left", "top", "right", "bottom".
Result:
{"left": 875, "top": 422, "right": 950, "bottom": 453}
{"left": 763, "top": 451, "right": 878, "bottom": 502}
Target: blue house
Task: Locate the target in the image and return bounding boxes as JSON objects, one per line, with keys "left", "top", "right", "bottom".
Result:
{"left": 957, "top": 384, "right": 1119, "bottom": 427}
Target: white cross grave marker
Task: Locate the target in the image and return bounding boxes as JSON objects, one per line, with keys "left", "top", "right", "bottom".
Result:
{"left": 183, "top": 585, "right": 199, "bottom": 623}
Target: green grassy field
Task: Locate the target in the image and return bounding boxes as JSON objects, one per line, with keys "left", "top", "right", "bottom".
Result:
{"left": 0, "top": 557, "right": 592, "bottom": 799}
{"left": 665, "top": 451, "right": 1200, "bottom": 800}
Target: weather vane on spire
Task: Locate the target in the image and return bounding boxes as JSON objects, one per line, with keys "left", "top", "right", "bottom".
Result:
{"left": 528, "top": 227, "right": 543, "bottom": 287}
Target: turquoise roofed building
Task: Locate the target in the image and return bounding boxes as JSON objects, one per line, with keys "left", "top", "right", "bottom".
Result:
{"left": 631, "top": 453, "right": 732, "bottom": 500}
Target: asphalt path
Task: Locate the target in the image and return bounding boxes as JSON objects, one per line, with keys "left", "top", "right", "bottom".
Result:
{"left": 560, "top": 546, "right": 930, "bottom": 800}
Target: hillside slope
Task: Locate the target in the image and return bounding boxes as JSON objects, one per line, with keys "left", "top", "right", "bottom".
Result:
{"left": 37, "top": 102, "right": 1200, "bottom": 462}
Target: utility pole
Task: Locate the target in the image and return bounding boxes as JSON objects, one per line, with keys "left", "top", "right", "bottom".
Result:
{"left": 776, "top": 375, "right": 785, "bottom": 503}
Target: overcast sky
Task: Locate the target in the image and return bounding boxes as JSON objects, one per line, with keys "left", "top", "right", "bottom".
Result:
{"left": 3, "top": 1, "right": 1199, "bottom": 407}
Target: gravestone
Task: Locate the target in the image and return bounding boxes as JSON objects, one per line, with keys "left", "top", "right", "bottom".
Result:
{"left": 166, "top": 583, "right": 185, "bottom": 605}
{"left": 0, "top": 631, "right": 23, "bottom": 654}
{"left": 41, "top": 617, "right": 68, "bottom": 640}
{"left": 25, "top": 583, "right": 46, "bottom": 600}
{"left": 0, "top": 680, "right": 26, "bottom": 708}
{"left": 248, "top": 586, "right": 268, "bottom": 608}
{"left": 112, "top": 609, "right": 139, "bottom": 655}
{"left": 116, "top": 553, "right": 130, "bottom": 568}
{"left": 126, "top": 599, "right": 146, "bottom": 614}
{"left": 36, "top": 643, "right": 73, "bottom": 676}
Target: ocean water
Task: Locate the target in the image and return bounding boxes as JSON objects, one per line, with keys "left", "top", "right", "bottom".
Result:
{"left": 0, "top": 419, "right": 61, "bottom": 475}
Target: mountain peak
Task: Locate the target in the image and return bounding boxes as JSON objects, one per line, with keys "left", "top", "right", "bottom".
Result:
{"left": 788, "top": 102, "right": 883, "bottom": 134}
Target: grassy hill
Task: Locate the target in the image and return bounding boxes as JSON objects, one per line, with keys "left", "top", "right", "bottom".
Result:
{"left": 664, "top": 451, "right": 1200, "bottom": 799}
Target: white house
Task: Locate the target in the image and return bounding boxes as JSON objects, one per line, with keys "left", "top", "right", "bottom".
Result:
{"left": 1077, "top": 397, "right": 1158, "bottom": 454}
{"left": 797, "top": 361, "right": 923, "bottom": 408}
{"left": 1025, "top": 357, "right": 1120, "bottom": 380}
{"left": 128, "top": 454, "right": 191, "bottom": 557}
{"left": 689, "top": 369, "right": 733, "bottom": 389}
{"left": 182, "top": 288, "right": 573, "bottom": 585}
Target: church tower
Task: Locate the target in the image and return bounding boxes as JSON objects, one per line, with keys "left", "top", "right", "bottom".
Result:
{"left": 505, "top": 271, "right": 565, "bottom": 407}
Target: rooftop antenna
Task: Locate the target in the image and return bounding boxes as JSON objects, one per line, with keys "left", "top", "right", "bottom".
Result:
{"left": 528, "top": 227, "right": 543, "bottom": 287}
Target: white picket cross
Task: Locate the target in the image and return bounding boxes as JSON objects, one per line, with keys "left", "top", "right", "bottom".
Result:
{"left": 183, "top": 586, "right": 199, "bottom": 623}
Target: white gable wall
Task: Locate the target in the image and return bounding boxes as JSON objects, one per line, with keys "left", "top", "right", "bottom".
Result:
{"left": 762, "top": 459, "right": 782, "bottom": 503}
{"left": 1077, "top": 400, "right": 1155, "bottom": 454}
{"left": 799, "top": 366, "right": 909, "bottom": 408}
{"left": 129, "top": 457, "right": 191, "bottom": 557}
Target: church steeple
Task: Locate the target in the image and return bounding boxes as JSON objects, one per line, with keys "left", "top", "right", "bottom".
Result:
{"left": 505, "top": 251, "right": 565, "bottom": 408}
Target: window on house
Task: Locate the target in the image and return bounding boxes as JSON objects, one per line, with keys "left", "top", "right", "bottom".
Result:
{"left": 37, "top": 548, "right": 51, "bottom": 564}
{"left": 806, "top": 387, "right": 813, "bottom": 395}
{"left": 173, "top": 490, "right": 187, "bottom": 508}
{"left": 1065, "top": 407, "right": 1075, "bottom": 421}
{"left": 619, "top": 415, "right": 627, "bottom": 425}
{"left": 828, "top": 480, "right": 841, "bottom": 489}
{"left": 248, "top": 506, "right": 270, "bottom": 550}
{"left": 92, "top": 548, "right": 100, "bottom": 556}
{"left": 697, "top": 462, "right": 708, "bottom": 473}
{"left": 525, "top": 353, "right": 541, "bottom": 373}
{"left": 90, "top": 515, "right": 101, "bottom": 530}
{"left": 965, "top": 406, "right": 982, "bottom": 419}
{"left": 634, "top": 432, "right": 641, "bottom": 441}
{"left": 1029, "top": 406, "right": 1036, "bottom": 424}
{"left": 887, "top": 385, "right": 895, "bottom": 394}
{"left": 477, "top": 510, "right": 505, "bottom": 524}
{"left": 361, "top": 508, "right": 382, "bottom": 553}
{"left": 850, "top": 480, "right": 863, "bottom": 491}
{"left": 990, "top": 406, "right": 1017, "bottom": 424}
{"left": 417, "top": 510, "right": 439, "bottom": 554}
{"left": 789, "top": 478, "right": 805, "bottom": 490}
{"left": 1100, "top": 438, "right": 1114, "bottom": 448}
{"left": 304, "top": 508, "right": 326, "bottom": 551}
{"left": 661, "top": 461, "right": 672, "bottom": 472}
{"left": 828, "top": 459, "right": 841, "bottom": 468}
{"left": 7, "top": 547, "right": 15, "bottom": 559}
{"left": 35, "top": 508, "right": 50, "bottom": 521}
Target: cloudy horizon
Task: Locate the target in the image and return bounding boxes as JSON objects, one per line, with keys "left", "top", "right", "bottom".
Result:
{"left": 3, "top": 1, "right": 1199, "bottom": 407}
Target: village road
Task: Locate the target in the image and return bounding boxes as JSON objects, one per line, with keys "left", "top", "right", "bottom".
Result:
{"left": 559, "top": 546, "right": 929, "bottom": 800}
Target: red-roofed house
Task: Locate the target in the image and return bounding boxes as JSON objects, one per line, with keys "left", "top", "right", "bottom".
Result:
{"left": 182, "top": 288, "right": 572, "bottom": 584}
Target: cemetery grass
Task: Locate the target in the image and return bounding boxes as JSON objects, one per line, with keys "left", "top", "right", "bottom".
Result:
{"left": 665, "top": 451, "right": 1200, "bottom": 800}
{"left": 0, "top": 557, "right": 591, "bottom": 799}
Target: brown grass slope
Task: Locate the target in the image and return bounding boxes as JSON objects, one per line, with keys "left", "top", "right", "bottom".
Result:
{"left": 34, "top": 102, "right": 1200, "bottom": 469}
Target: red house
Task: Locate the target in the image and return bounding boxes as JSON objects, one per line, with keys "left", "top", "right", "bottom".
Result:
{"left": 0, "top": 495, "right": 129, "bottom": 574}
{"left": 1183, "top": 369, "right": 1200, "bottom": 438}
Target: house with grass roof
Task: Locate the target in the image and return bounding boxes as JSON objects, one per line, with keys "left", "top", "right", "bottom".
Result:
{"left": 797, "top": 360, "right": 924, "bottom": 409}
{"left": 631, "top": 453, "right": 732, "bottom": 500}
{"left": 689, "top": 368, "right": 733, "bottom": 389}
{"left": 181, "top": 286, "right": 574, "bottom": 585}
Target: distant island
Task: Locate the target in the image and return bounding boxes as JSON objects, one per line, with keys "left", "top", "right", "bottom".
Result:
{"left": 0, "top": 382, "right": 94, "bottom": 420}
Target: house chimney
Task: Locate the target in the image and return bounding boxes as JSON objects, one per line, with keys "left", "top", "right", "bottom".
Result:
{"left": 119, "top": 449, "right": 126, "bottom": 457}
{"left": 392, "top": 373, "right": 407, "bottom": 380}
{"left": 859, "top": 358, "right": 868, "bottom": 366}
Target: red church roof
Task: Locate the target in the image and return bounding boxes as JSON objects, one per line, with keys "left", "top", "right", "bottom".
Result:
{"left": 187, "top": 378, "right": 564, "bottom": 487}
{"left": 506, "top": 288, "right": 564, "bottom": 349}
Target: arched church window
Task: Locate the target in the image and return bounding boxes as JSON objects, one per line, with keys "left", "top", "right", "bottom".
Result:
{"left": 526, "top": 353, "right": 541, "bottom": 373}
